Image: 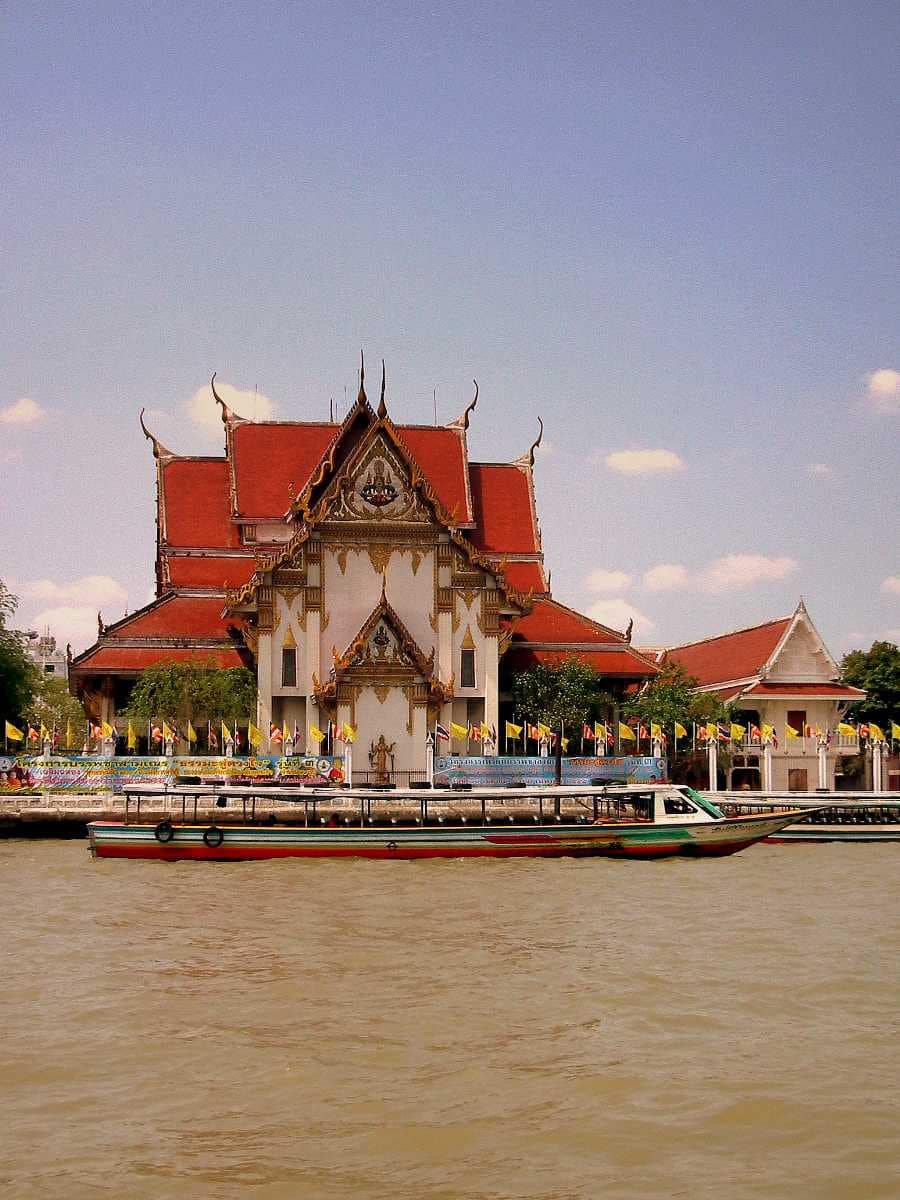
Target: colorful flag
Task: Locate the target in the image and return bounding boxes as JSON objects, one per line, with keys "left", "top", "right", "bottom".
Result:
{"left": 308, "top": 725, "right": 326, "bottom": 744}
{"left": 869, "top": 722, "right": 885, "bottom": 741}
{"left": 674, "top": 721, "right": 688, "bottom": 739}
{"left": 4, "top": 720, "right": 24, "bottom": 742}
{"left": 618, "top": 722, "right": 636, "bottom": 742}
{"left": 785, "top": 723, "right": 801, "bottom": 739}
{"left": 479, "top": 721, "right": 491, "bottom": 741}
{"left": 705, "top": 722, "right": 718, "bottom": 742}
{"left": 537, "top": 722, "right": 553, "bottom": 739}
{"left": 594, "top": 721, "right": 606, "bottom": 742}
{"left": 161, "top": 721, "right": 174, "bottom": 742}
{"left": 581, "top": 722, "right": 595, "bottom": 740}
{"left": 150, "top": 724, "right": 163, "bottom": 742}
{"left": 65, "top": 719, "right": 75, "bottom": 749}
{"left": 892, "top": 721, "right": 900, "bottom": 741}
{"left": 208, "top": 722, "right": 218, "bottom": 751}
{"left": 505, "top": 720, "right": 523, "bottom": 739}
{"left": 730, "top": 723, "right": 746, "bottom": 742}
{"left": 449, "top": 721, "right": 469, "bottom": 740}
{"left": 88, "top": 723, "right": 102, "bottom": 741}
{"left": 221, "top": 720, "right": 233, "bottom": 743}
{"left": 650, "top": 722, "right": 662, "bottom": 741}
{"left": 435, "top": 722, "right": 450, "bottom": 741}
{"left": 269, "top": 723, "right": 283, "bottom": 743}
{"left": 469, "top": 723, "right": 481, "bottom": 743}
{"left": 283, "top": 721, "right": 291, "bottom": 744}
{"left": 186, "top": 720, "right": 197, "bottom": 744}
{"left": 247, "top": 722, "right": 263, "bottom": 748}
{"left": 527, "top": 723, "right": 540, "bottom": 740}
{"left": 127, "top": 721, "right": 137, "bottom": 750}
{"left": 341, "top": 723, "right": 357, "bottom": 743}
{"left": 836, "top": 721, "right": 856, "bottom": 737}
{"left": 561, "top": 736, "right": 569, "bottom": 751}
{"left": 761, "top": 723, "right": 775, "bottom": 742}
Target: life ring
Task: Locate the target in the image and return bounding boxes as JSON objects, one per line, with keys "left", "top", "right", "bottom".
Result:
{"left": 386, "top": 840, "right": 398, "bottom": 851}
{"left": 203, "top": 825, "right": 225, "bottom": 848}
{"left": 154, "top": 819, "right": 175, "bottom": 843}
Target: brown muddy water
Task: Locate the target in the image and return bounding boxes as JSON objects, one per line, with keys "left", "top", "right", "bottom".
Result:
{"left": 0, "top": 841, "right": 898, "bottom": 1200}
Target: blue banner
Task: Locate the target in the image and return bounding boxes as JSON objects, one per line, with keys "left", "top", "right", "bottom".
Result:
{"left": 433, "top": 755, "right": 667, "bottom": 787}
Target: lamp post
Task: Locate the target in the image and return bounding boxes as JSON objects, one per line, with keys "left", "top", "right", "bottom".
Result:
{"left": 425, "top": 732, "right": 434, "bottom": 787}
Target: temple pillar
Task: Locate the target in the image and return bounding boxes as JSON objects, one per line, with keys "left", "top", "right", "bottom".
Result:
{"left": 483, "top": 636, "right": 499, "bottom": 756}
{"left": 256, "top": 632, "right": 273, "bottom": 735}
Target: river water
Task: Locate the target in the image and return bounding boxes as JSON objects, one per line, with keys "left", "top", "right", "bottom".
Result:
{"left": 1, "top": 841, "right": 897, "bottom": 1200}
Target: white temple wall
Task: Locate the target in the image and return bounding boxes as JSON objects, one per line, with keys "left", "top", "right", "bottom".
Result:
{"left": 355, "top": 686, "right": 421, "bottom": 773}
{"left": 767, "top": 622, "right": 832, "bottom": 681}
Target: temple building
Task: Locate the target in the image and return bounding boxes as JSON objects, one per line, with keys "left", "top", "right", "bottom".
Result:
{"left": 660, "top": 600, "right": 866, "bottom": 790}
{"left": 71, "top": 362, "right": 657, "bottom": 771}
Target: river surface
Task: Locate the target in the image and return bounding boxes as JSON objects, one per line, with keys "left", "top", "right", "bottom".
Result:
{"left": 0, "top": 841, "right": 897, "bottom": 1200}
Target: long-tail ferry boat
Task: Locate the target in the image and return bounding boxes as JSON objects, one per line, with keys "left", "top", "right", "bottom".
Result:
{"left": 716, "top": 793, "right": 900, "bottom": 842}
{"left": 87, "top": 783, "right": 811, "bottom": 861}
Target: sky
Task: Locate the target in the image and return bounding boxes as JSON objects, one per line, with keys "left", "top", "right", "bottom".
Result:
{"left": 1, "top": 1, "right": 898, "bottom": 658}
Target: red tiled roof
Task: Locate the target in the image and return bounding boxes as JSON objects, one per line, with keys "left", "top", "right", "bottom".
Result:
{"left": 665, "top": 618, "right": 791, "bottom": 687}
{"left": 162, "top": 460, "right": 241, "bottom": 549}
{"left": 510, "top": 598, "right": 627, "bottom": 645}
{"left": 468, "top": 464, "right": 540, "bottom": 555}
{"left": 165, "top": 555, "right": 257, "bottom": 589}
{"left": 106, "top": 595, "right": 235, "bottom": 640}
{"left": 743, "top": 681, "right": 865, "bottom": 698}
{"left": 395, "top": 426, "right": 472, "bottom": 521}
{"left": 232, "top": 422, "right": 338, "bottom": 517}
{"left": 73, "top": 646, "right": 244, "bottom": 673}
{"left": 504, "top": 647, "right": 656, "bottom": 676}
{"left": 500, "top": 561, "right": 548, "bottom": 594}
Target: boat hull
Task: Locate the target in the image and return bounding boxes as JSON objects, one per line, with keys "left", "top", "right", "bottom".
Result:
{"left": 88, "top": 810, "right": 803, "bottom": 862}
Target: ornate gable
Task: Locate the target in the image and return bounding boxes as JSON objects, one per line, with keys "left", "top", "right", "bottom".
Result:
{"left": 315, "top": 426, "right": 435, "bottom": 528}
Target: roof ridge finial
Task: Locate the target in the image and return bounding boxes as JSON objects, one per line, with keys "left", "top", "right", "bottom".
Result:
{"left": 357, "top": 350, "right": 367, "bottom": 404}
{"left": 377, "top": 359, "right": 387, "bottom": 419}
{"left": 527, "top": 416, "right": 544, "bottom": 466}
{"left": 211, "top": 372, "right": 232, "bottom": 426}
{"left": 463, "top": 379, "right": 478, "bottom": 429}
{"left": 139, "top": 407, "right": 175, "bottom": 460}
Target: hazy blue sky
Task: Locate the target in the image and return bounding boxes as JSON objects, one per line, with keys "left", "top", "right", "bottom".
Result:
{"left": 2, "top": 1, "right": 897, "bottom": 655}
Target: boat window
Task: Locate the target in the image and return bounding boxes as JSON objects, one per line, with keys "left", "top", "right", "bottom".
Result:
{"left": 664, "top": 794, "right": 696, "bottom": 815}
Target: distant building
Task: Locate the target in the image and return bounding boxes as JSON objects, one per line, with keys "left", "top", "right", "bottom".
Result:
{"left": 659, "top": 600, "right": 865, "bottom": 790}
{"left": 25, "top": 629, "right": 69, "bottom": 682}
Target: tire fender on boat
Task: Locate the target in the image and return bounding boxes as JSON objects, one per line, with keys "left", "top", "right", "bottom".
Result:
{"left": 203, "top": 825, "right": 225, "bottom": 848}
{"left": 154, "top": 820, "right": 175, "bottom": 843}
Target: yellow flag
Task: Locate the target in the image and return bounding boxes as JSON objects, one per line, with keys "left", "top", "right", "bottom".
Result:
{"left": 247, "top": 722, "right": 263, "bottom": 747}
{"left": 221, "top": 720, "right": 233, "bottom": 742}
{"left": 891, "top": 721, "right": 900, "bottom": 741}
{"left": 127, "top": 721, "right": 137, "bottom": 750}
{"left": 618, "top": 722, "right": 636, "bottom": 742}
{"left": 186, "top": 721, "right": 197, "bottom": 744}
{"left": 479, "top": 721, "right": 491, "bottom": 740}
{"left": 283, "top": 721, "right": 291, "bottom": 743}
{"left": 309, "top": 726, "right": 326, "bottom": 744}
{"left": 101, "top": 720, "right": 115, "bottom": 739}
{"left": 537, "top": 722, "right": 553, "bottom": 738}
{"left": 5, "top": 720, "right": 24, "bottom": 741}
{"left": 869, "top": 722, "right": 885, "bottom": 741}
{"left": 162, "top": 721, "right": 174, "bottom": 741}
{"left": 449, "top": 721, "right": 469, "bottom": 740}
{"left": 650, "top": 722, "right": 662, "bottom": 740}
{"left": 561, "top": 736, "right": 569, "bottom": 751}
{"left": 730, "top": 723, "right": 745, "bottom": 742}
{"left": 674, "top": 722, "right": 688, "bottom": 738}
{"left": 594, "top": 721, "right": 606, "bottom": 741}
{"left": 761, "top": 723, "right": 775, "bottom": 742}
{"left": 785, "top": 723, "right": 800, "bottom": 739}
{"left": 836, "top": 722, "right": 856, "bottom": 737}
{"left": 505, "top": 720, "right": 523, "bottom": 739}
{"left": 705, "top": 722, "right": 718, "bottom": 742}
{"left": 341, "top": 722, "right": 357, "bottom": 743}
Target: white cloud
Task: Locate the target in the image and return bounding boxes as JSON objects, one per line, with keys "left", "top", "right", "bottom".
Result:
{"left": 587, "top": 598, "right": 656, "bottom": 635}
{"left": 882, "top": 576, "right": 900, "bottom": 596}
{"left": 604, "top": 448, "right": 685, "bottom": 476}
{"left": 187, "top": 380, "right": 277, "bottom": 435}
{"left": 643, "top": 563, "right": 690, "bottom": 592}
{"left": 698, "top": 554, "right": 797, "bottom": 594}
{"left": 28, "top": 606, "right": 105, "bottom": 654}
{"left": 807, "top": 462, "right": 832, "bottom": 478}
{"left": 0, "top": 397, "right": 47, "bottom": 426}
{"left": 585, "top": 568, "right": 632, "bottom": 593}
{"left": 865, "top": 368, "right": 900, "bottom": 414}
{"left": 22, "top": 575, "right": 128, "bottom": 607}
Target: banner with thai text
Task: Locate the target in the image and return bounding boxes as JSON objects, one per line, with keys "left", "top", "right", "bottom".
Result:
{"left": 433, "top": 755, "right": 667, "bottom": 787}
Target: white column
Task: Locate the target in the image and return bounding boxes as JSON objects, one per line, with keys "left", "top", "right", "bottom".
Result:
{"left": 872, "top": 741, "right": 883, "bottom": 792}
{"left": 344, "top": 741, "right": 353, "bottom": 787}
{"left": 707, "top": 738, "right": 719, "bottom": 791}
{"left": 256, "top": 631, "right": 273, "bottom": 735}
{"left": 817, "top": 741, "right": 828, "bottom": 790}
{"left": 763, "top": 742, "right": 774, "bottom": 792}
{"left": 425, "top": 732, "right": 435, "bottom": 786}
{"left": 482, "top": 636, "right": 499, "bottom": 757}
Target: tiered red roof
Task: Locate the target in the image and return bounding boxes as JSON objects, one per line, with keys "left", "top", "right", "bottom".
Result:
{"left": 162, "top": 459, "right": 241, "bottom": 548}
{"left": 504, "top": 598, "right": 657, "bottom": 678}
{"left": 664, "top": 618, "right": 791, "bottom": 687}
{"left": 166, "top": 556, "right": 256, "bottom": 589}
{"left": 469, "top": 463, "right": 540, "bottom": 555}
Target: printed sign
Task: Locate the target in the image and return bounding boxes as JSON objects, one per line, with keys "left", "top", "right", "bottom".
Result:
{"left": 433, "top": 755, "right": 667, "bottom": 787}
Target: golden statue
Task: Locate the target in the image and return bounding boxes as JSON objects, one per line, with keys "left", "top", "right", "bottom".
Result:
{"left": 368, "top": 734, "right": 395, "bottom": 783}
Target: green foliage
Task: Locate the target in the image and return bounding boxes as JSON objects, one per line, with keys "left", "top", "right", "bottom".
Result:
{"left": 841, "top": 641, "right": 900, "bottom": 728}
{"left": 511, "top": 659, "right": 613, "bottom": 732}
{"left": 623, "top": 661, "right": 728, "bottom": 728}
{"left": 125, "top": 659, "right": 257, "bottom": 724}
{"left": 0, "top": 579, "right": 38, "bottom": 724}
{"left": 25, "top": 674, "right": 86, "bottom": 734}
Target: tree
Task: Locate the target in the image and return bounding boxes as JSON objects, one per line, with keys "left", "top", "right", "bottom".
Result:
{"left": 125, "top": 659, "right": 257, "bottom": 727}
{"left": 25, "top": 675, "right": 86, "bottom": 741}
{"left": 0, "top": 579, "right": 37, "bottom": 726}
{"left": 623, "top": 661, "right": 729, "bottom": 728}
{"left": 841, "top": 641, "right": 900, "bottom": 730}
{"left": 511, "top": 659, "right": 613, "bottom": 733}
